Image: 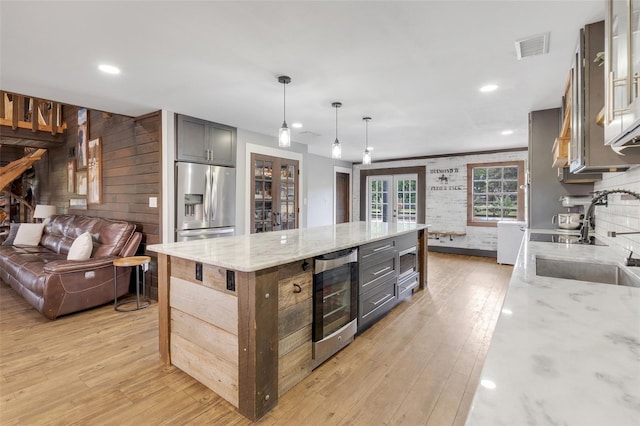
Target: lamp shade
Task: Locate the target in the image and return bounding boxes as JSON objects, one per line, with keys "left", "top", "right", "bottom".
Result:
{"left": 33, "top": 204, "right": 56, "bottom": 219}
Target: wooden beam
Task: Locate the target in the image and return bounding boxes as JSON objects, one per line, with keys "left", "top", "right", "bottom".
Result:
{"left": 50, "top": 102, "right": 59, "bottom": 135}
{"left": 0, "top": 92, "right": 5, "bottom": 119}
{"left": 418, "top": 229, "right": 428, "bottom": 291}
{"left": 0, "top": 126, "right": 65, "bottom": 144}
{"left": 237, "top": 267, "right": 279, "bottom": 421}
{"left": 31, "top": 98, "right": 38, "bottom": 132}
{"left": 11, "top": 94, "right": 18, "bottom": 130}
{"left": 158, "top": 253, "right": 170, "bottom": 365}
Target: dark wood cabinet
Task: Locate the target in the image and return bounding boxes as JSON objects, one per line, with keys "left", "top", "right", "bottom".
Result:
{"left": 251, "top": 153, "right": 299, "bottom": 234}
{"left": 176, "top": 114, "right": 236, "bottom": 166}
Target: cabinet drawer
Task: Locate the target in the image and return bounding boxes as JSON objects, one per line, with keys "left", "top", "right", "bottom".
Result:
{"left": 360, "top": 257, "right": 396, "bottom": 293}
{"left": 359, "top": 238, "right": 395, "bottom": 267}
{"left": 358, "top": 278, "right": 396, "bottom": 331}
{"left": 398, "top": 272, "right": 418, "bottom": 300}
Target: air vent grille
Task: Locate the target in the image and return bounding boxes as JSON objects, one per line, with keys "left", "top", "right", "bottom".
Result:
{"left": 515, "top": 33, "right": 549, "bottom": 60}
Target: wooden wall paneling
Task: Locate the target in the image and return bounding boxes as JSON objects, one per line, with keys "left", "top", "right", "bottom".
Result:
{"left": 170, "top": 276, "right": 238, "bottom": 335}
{"left": 170, "top": 333, "right": 239, "bottom": 407}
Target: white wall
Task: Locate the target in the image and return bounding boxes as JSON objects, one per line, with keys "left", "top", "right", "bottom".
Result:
{"left": 306, "top": 154, "right": 335, "bottom": 227}
{"left": 353, "top": 150, "right": 528, "bottom": 252}
{"left": 593, "top": 165, "right": 640, "bottom": 253}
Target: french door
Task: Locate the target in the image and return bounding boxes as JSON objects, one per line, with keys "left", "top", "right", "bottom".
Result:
{"left": 366, "top": 174, "right": 418, "bottom": 223}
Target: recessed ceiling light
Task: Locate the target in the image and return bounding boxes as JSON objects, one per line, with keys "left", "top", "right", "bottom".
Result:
{"left": 480, "top": 84, "right": 498, "bottom": 92}
{"left": 501, "top": 130, "right": 513, "bottom": 135}
{"left": 291, "top": 122, "right": 303, "bottom": 129}
{"left": 480, "top": 379, "right": 497, "bottom": 390}
{"left": 98, "top": 64, "right": 120, "bottom": 75}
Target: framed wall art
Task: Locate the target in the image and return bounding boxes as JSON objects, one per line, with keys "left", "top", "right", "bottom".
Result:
{"left": 87, "top": 137, "right": 102, "bottom": 204}
{"left": 76, "top": 170, "right": 87, "bottom": 195}
{"left": 77, "top": 108, "right": 88, "bottom": 169}
{"left": 67, "top": 159, "right": 76, "bottom": 193}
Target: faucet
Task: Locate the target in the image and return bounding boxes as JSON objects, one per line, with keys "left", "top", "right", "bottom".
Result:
{"left": 579, "top": 189, "right": 640, "bottom": 244}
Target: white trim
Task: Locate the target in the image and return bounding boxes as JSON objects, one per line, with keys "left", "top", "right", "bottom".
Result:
{"left": 244, "top": 143, "right": 304, "bottom": 233}
{"left": 333, "top": 166, "right": 352, "bottom": 223}
{"left": 161, "top": 110, "right": 176, "bottom": 243}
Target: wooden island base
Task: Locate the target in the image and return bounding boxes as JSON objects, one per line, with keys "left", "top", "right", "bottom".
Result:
{"left": 152, "top": 224, "right": 428, "bottom": 421}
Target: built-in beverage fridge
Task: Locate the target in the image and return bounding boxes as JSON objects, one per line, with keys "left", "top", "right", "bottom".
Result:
{"left": 175, "top": 162, "right": 236, "bottom": 241}
{"left": 312, "top": 248, "right": 358, "bottom": 369}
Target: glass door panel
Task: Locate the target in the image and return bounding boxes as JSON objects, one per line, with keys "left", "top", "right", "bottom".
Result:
{"left": 251, "top": 154, "right": 298, "bottom": 233}
{"left": 320, "top": 266, "right": 352, "bottom": 337}
{"left": 367, "top": 174, "right": 418, "bottom": 223}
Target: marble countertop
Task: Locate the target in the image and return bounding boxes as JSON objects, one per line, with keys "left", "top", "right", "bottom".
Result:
{"left": 147, "top": 222, "right": 428, "bottom": 272}
{"left": 466, "top": 229, "right": 640, "bottom": 425}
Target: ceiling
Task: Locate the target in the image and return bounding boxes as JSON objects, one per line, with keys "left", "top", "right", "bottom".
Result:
{"left": 0, "top": 1, "right": 605, "bottom": 162}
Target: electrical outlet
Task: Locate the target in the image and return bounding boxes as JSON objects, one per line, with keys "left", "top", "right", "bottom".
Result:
{"left": 195, "top": 263, "right": 203, "bottom": 281}
{"left": 226, "top": 270, "right": 235, "bottom": 292}
{"left": 149, "top": 196, "right": 158, "bottom": 208}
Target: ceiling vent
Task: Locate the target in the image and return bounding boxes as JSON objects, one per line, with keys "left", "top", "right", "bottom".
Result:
{"left": 515, "top": 33, "right": 549, "bottom": 60}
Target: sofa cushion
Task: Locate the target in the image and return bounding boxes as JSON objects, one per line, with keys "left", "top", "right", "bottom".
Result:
{"left": 14, "top": 223, "right": 45, "bottom": 246}
{"left": 2, "top": 223, "right": 20, "bottom": 246}
{"left": 67, "top": 232, "right": 93, "bottom": 261}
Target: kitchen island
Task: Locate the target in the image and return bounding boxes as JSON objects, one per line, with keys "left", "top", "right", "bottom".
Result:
{"left": 147, "top": 222, "right": 429, "bottom": 421}
{"left": 466, "top": 229, "right": 640, "bottom": 425}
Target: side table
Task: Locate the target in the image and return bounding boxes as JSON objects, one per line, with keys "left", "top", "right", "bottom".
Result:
{"left": 113, "top": 255, "right": 151, "bottom": 311}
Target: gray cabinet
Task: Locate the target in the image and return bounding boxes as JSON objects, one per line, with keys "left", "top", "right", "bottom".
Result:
{"left": 571, "top": 20, "right": 640, "bottom": 172}
{"left": 358, "top": 238, "right": 397, "bottom": 333}
{"left": 176, "top": 114, "right": 236, "bottom": 166}
{"left": 357, "top": 232, "right": 419, "bottom": 333}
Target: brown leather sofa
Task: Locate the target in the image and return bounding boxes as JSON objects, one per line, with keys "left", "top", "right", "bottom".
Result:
{"left": 0, "top": 215, "right": 141, "bottom": 319}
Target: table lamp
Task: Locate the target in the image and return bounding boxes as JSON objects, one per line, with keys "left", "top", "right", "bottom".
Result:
{"left": 33, "top": 205, "right": 56, "bottom": 223}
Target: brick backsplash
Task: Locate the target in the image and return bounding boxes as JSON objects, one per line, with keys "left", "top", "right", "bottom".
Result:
{"left": 593, "top": 165, "right": 640, "bottom": 253}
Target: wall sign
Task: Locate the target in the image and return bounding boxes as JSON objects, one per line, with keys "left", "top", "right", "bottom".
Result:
{"left": 429, "top": 168, "right": 464, "bottom": 191}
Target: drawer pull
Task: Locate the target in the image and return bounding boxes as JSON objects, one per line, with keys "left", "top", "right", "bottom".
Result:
{"left": 372, "top": 266, "right": 392, "bottom": 276}
{"left": 293, "top": 283, "right": 302, "bottom": 293}
{"left": 372, "top": 245, "right": 392, "bottom": 252}
{"left": 372, "top": 293, "right": 392, "bottom": 306}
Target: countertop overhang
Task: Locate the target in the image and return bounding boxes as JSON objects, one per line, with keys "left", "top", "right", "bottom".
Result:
{"left": 147, "top": 222, "right": 429, "bottom": 272}
{"left": 466, "top": 229, "right": 640, "bottom": 425}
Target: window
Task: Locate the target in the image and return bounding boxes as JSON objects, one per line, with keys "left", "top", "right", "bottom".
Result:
{"left": 467, "top": 161, "right": 525, "bottom": 227}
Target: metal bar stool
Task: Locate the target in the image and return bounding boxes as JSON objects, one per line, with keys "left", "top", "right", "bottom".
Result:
{"left": 113, "top": 256, "right": 151, "bottom": 311}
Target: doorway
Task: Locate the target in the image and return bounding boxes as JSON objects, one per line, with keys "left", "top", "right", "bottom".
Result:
{"left": 366, "top": 174, "right": 418, "bottom": 223}
{"left": 335, "top": 172, "right": 350, "bottom": 224}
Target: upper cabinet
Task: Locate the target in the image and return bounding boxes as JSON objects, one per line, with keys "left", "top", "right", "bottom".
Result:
{"left": 604, "top": 0, "right": 640, "bottom": 147}
{"left": 571, "top": 19, "right": 640, "bottom": 171}
{"left": 176, "top": 114, "right": 236, "bottom": 167}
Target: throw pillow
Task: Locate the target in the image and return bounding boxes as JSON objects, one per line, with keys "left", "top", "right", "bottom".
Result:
{"left": 67, "top": 231, "right": 93, "bottom": 261}
{"left": 13, "top": 223, "right": 45, "bottom": 247}
{"left": 2, "top": 223, "right": 21, "bottom": 246}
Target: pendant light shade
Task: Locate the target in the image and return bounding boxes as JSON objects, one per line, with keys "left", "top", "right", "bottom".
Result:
{"left": 362, "top": 116, "right": 372, "bottom": 165}
{"left": 331, "top": 102, "right": 342, "bottom": 159}
{"left": 278, "top": 75, "right": 291, "bottom": 148}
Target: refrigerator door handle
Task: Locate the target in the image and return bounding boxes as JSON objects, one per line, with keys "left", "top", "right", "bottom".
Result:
{"left": 203, "top": 166, "right": 210, "bottom": 222}
{"left": 211, "top": 168, "right": 218, "bottom": 222}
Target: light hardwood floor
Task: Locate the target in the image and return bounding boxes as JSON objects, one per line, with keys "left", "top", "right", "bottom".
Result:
{"left": 0, "top": 252, "right": 512, "bottom": 425}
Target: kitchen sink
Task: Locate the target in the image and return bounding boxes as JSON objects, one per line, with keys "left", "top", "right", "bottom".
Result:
{"left": 535, "top": 257, "right": 640, "bottom": 287}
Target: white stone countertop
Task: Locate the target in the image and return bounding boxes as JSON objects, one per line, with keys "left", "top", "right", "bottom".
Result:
{"left": 147, "top": 222, "right": 429, "bottom": 272}
{"left": 466, "top": 229, "right": 640, "bottom": 426}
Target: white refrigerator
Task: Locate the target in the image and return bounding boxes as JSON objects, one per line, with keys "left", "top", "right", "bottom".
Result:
{"left": 497, "top": 221, "right": 527, "bottom": 265}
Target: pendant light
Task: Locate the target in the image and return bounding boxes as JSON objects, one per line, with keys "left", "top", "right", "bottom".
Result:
{"left": 362, "top": 116, "right": 372, "bottom": 165}
{"left": 331, "top": 102, "right": 342, "bottom": 159}
{"left": 278, "top": 75, "right": 291, "bottom": 147}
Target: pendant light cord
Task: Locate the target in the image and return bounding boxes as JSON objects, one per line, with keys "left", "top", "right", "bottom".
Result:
{"left": 283, "top": 82, "right": 286, "bottom": 122}
{"left": 335, "top": 105, "right": 338, "bottom": 141}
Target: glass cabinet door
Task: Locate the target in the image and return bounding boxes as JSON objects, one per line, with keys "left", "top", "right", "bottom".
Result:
{"left": 279, "top": 162, "right": 297, "bottom": 230}
{"left": 631, "top": 0, "right": 640, "bottom": 115}
{"left": 251, "top": 153, "right": 299, "bottom": 234}
{"left": 253, "top": 158, "right": 273, "bottom": 233}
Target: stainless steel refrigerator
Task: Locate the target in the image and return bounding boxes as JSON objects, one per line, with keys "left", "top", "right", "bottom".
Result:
{"left": 176, "top": 162, "right": 236, "bottom": 241}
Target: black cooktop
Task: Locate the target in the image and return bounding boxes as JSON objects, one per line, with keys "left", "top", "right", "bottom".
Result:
{"left": 529, "top": 232, "right": 607, "bottom": 246}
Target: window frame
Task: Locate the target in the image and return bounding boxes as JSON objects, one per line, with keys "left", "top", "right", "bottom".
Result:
{"left": 466, "top": 160, "right": 525, "bottom": 228}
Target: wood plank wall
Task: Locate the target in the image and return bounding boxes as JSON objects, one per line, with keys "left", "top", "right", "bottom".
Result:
{"left": 32, "top": 106, "right": 162, "bottom": 299}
